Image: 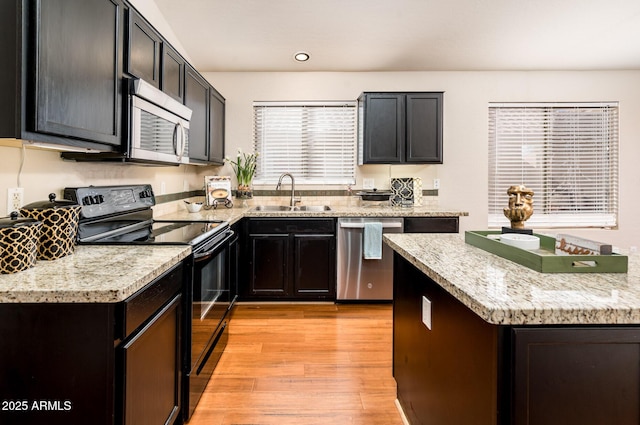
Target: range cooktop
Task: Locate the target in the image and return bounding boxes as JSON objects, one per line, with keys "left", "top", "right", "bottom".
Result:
{"left": 64, "top": 184, "right": 229, "bottom": 247}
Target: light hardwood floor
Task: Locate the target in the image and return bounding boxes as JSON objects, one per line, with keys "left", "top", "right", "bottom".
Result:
{"left": 188, "top": 303, "right": 405, "bottom": 425}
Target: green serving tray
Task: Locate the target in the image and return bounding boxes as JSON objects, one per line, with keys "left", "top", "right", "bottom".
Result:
{"left": 465, "top": 230, "right": 628, "bottom": 273}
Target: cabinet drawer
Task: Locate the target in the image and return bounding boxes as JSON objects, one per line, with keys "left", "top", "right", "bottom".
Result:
{"left": 119, "top": 294, "right": 182, "bottom": 425}
{"left": 119, "top": 262, "right": 183, "bottom": 339}
{"left": 248, "top": 218, "right": 335, "bottom": 235}
{"left": 404, "top": 217, "right": 458, "bottom": 233}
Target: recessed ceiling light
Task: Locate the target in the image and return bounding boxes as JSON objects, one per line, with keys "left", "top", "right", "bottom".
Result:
{"left": 294, "top": 52, "right": 310, "bottom": 62}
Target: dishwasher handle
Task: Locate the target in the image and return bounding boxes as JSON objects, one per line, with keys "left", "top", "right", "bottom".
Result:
{"left": 339, "top": 222, "right": 403, "bottom": 229}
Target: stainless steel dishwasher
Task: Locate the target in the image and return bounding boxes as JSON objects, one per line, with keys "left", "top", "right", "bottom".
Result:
{"left": 337, "top": 217, "right": 404, "bottom": 301}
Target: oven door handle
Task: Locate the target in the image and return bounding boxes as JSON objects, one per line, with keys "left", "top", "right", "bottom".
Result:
{"left": 79, "top": 219, "right": 153, "bottom": 242}
{"left": 227, "top": 294, "right": 238, "bottom": 313}
{"left": 193, "top": 231, "right": 234, "bottom": 262}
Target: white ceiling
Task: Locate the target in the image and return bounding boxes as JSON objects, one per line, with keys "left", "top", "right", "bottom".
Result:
{"left": 153, "top": 0, "right": 640, "bottom": 72}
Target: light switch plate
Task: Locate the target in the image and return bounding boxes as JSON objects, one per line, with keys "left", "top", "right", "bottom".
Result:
{"left": 422, "top": 296, "right": 432, "bottom": 330}
{"left": 363, "top": 178, "right": 374, "bottom": 190}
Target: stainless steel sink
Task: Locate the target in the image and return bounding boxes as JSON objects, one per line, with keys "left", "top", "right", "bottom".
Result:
{"left": 251, "top": 205, "right": 293, "bottom": 211}
{"left": 251, "top": 205, "right": 332, "bottom": 212}
{"left": 296, "top": 205, "right": 332, "bottom": 211}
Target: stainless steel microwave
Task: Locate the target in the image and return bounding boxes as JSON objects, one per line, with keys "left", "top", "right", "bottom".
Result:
{"left": 61, "top": 79, "right": 192, "bottom": 166}
{"left": 130, "top": 79, "right": 192, "bottom": 165}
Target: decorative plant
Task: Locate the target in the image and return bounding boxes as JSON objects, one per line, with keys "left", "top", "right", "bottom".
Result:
{"left": 225, "top": 149, "right": 258, "bottom": 191}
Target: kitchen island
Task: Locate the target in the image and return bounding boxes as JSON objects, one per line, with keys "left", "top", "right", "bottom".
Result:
{"left": 384, "top": 233, "right": 640, "bottom": 425}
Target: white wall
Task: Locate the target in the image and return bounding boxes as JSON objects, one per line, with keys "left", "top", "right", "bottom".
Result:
{"left": 3, "top": 65, "right": 639, "bottom": 248}
{"left": 0, "top": 146, "right": 222, "bottom": 210}
{"left": 203, "top": 70, "right": 640, "bottom": 249}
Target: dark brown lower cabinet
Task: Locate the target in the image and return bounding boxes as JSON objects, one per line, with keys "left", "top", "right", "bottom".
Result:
{"left": 393, "top": 253, "right": 640, "bottom": 425}
{"left": 242, "top": 218, "right": 336, "bottom": 301}
{"left": 293, "top": 234, "right": 335, "bottom": 297}
{"left": 119, "top": 294, "right": 182, "bottom": 425}
{"left": 0, "top": 263, "right": 184, "bottom": 425}
{"left": 512, "top": 327, "right": 640, "bottom": 425}
{"left": 0, "top": 303, "right": 116, "bottom": 425}
{"left": 248, "top": 234, "right": 289, "bottom": 297}
{"left": 403, "top": 216, "right": 459, "bottom": 233}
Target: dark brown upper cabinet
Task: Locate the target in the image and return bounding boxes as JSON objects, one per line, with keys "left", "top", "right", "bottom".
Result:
{"left": 0, "top": 0, "right": 124, "bottom": 151}
{"left": 161, "top": 44, "right": 185, "bottom": 103}
{"left": 208, "top": 86, "right": 226, "bottom": 165}
{"left": 126, "top": 4, "right": 188, "bottom": 103}
{"left": 184, "top": 65, "right": 226, "bottom": 165}
{"left": 125, "top": 7, "right": 162, "bottom": 89}
{"left": 358, "top": 92, "right": 443, "bottom": 164}
{"left": 0, "top": 0, "right": 224, "bottom": 161}
{"left": 184, "top": 65, "right": 210, "bottom": 162}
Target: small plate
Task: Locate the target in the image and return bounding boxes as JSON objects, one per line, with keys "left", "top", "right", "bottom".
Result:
{"left": 500, "top": 233, "right": 540, "bottom": 250}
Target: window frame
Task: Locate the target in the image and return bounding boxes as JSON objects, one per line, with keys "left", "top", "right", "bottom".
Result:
{"left": 488, "top": 102, "right": 619, "bottom": 229}
{"left": 252, "top": 101, "right": 357, "bottom": 186}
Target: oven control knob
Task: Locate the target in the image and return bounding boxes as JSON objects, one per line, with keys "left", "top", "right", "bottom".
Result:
{"left": 139, "top": 189, "right": 152, "bottom": 199}
{"left": 92, "top": 195, "right": 104, "bottom": 205}
{"left": 82, "top": 196, "right": 93, "bottom": 205}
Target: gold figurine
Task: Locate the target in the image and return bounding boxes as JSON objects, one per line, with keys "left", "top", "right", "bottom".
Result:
{"left": 503, "top": 185, "right": 534, "bottom": 229}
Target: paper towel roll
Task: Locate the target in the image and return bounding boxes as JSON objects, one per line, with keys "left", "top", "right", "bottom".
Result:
{"left": 413, "top": 178, "right": 423, "bottom": 206}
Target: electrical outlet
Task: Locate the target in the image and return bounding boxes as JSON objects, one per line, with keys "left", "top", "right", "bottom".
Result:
{"left": 7, "top": 188, "right": 24, "bottom": 213}
{"left": 433, "top": 179, "right": 440, "bottom": 190}
{"left": 422, "top": 296, "right": 432, "bottom": 330}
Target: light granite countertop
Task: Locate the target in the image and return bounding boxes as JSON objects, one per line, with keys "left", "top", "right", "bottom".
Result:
{"left": 384, "top": 233, "right": 640, "bottom": 326}
{"left": 0, "top": 204, "right": 466, "bottom": 304}
{"left": 0, "top": 245, "right": 190, "bottom": 303}
{"left": 157, "top": 204, "right": 468, "bottom": 223}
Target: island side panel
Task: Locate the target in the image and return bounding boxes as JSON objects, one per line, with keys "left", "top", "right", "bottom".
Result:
{"left": 392, "top": 252, "right": 503, "bottom": 425}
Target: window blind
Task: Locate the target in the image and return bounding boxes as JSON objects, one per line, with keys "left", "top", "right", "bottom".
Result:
{"left": 253, "top": 102, "right": 357, "bottom": 185}
{"left": 488, "top": 102, "right": 618, "bottom": 228}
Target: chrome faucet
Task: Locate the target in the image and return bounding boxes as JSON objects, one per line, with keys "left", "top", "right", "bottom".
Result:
{"left": 276, "top": 173, "right": 300, "bottom": 207}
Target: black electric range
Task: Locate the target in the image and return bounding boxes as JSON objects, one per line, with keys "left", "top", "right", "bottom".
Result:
{"left": 64, "top": 184, "right": 237, "bottom": 422}
{"left": 64, "top": 184, "right": 229, "bottom": 248}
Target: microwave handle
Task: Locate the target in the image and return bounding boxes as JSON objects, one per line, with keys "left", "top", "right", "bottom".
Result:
{"left": 174, "top": 122, "right": 186, "bottom": 160}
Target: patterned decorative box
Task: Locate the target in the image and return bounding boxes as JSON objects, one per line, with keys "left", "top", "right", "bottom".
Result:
{"left": 390, "top": 178, "right": 414, "bottom": 207}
